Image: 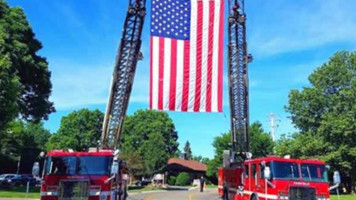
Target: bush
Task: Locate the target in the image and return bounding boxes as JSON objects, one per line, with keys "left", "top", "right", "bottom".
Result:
{"left": 168, "top": 176, "right": 176, "bottom": 185}
{"left": 175, "top": 172, "right": 190, "bottom": 186}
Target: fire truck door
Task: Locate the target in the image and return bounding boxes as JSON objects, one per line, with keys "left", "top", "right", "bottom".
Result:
{"left": 258, "top": 164, "right": 266, "bottom": 198}
{"left": 243, "top": 164, "right": 250, "bottom": 200}
{"left": 251, "top": 164, "right": 257, "bottom": 192}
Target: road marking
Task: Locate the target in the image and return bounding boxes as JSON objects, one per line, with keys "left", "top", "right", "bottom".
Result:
{"left": 144, "top": 196, "right": 152, "bottom": 200}
{"left": 189, "top": 194, "right": 195, "bottom": 200}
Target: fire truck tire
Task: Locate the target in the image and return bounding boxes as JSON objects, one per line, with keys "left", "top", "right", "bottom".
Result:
{"left": 250, "top": 194, "right": 258, "bottom": 200}
{"left": 123, "top": 186, "right": 128, "bottom": 200}
{"left": 223, "top": 186, "right": 229, "bottom": 200}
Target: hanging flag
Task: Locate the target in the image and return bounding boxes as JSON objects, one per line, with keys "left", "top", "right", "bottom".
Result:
{"left": 149, "top": 0, "right": 224, "bottom": 112}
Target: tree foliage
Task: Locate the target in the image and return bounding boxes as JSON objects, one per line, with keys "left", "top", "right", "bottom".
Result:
{"left": 184, "top": 141, "right": 192, "bottom": 160}
{"left": 175, "top": 172, "right": 190, "bottom": 186}
{"left": 120, "top": 109, "right": 179, "bottom": 176}
{"left": 249, "top": 122, "right": 275, "bottom": 158}
{"left": 0, "top": 120, "right": 50, "bottom": 173}
{"left": 282, "top": 51, "right": 356, "bottom": 193}
{"left": 0, "top": 0, "right": 54, "bottom": 130}
{"left": 193, "top": 155, "right": 210, "bottom": 165}
{"left": 46, "top": 109, "right": 103, "bottom": 151}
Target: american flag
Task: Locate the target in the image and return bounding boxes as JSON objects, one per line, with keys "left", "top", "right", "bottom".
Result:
{"left": 149, "top": 0, "right": 224, "bottom": 112}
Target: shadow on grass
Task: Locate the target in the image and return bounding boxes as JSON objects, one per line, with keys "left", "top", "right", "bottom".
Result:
{"left": 0, "top": 185, "right": 40, "bottom": 193}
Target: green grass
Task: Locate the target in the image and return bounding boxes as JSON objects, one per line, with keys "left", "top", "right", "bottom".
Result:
{"left": 330, "top": 194, "right": 356, "bottom": 200}
{"left": 205, "top": 184, "right": 218, "bottom": 189}
{"left": 127, "top": 185, "right": 163, "bottom": 193}
{"left": 0, "top": 186, "right": 40, "bottom": 198}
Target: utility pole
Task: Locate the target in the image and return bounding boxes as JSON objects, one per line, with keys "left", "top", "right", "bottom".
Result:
{"left": 268, "top": 113, "right": 280, "bottom": 142}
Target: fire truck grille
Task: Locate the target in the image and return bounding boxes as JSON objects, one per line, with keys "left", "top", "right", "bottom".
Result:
{"left": 58, "top": 180, "right": 89, "bottom": 200}
{"left": 289, "top": 187, "right": 316, "bottom": 200}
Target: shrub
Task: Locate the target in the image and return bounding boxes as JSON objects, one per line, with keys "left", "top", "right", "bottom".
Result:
{"left": 168, "top": 176, "right": 176, "bottom": 185}
{"left": 175, "top": 172, "right": 190, "bottom": 186}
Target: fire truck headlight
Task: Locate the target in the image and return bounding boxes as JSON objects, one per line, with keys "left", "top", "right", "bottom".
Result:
{"left": 317, "top": 195, "right": 327, "bottom": 200}
{"left": 100, "top": 192, "right": 107, "bottom": 200}
{"left": 278, "top": 191, "right": 288, "bottom": 200}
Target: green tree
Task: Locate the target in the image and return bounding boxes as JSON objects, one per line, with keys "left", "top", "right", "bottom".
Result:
{"left": 250, "top": 122, "right": 274, "bottom": 158}
{"left": 175, "top": 172, "right": 191, "bottom": 186}
{"left": 120, "top": 109, "right": 179, "bottom": 176}
{"left": 0, "top": 0, "right": 54, "bottom": 130}
{"left": 0, "top": 120, "right": 50, "bottom": 173}
{"left": 184, "top": 141, "right": 192, "bottom": 160}
{"left": 283, "top": 51, "right": 356, "bottom": 193}
{"left": 206, "top": 131, "right": 231, "bottom": 179}
{"left": 0, "top": 42, "right": 19, "bottom": 129}
{"left": 46, "top": 109, "right": 104, "bottom": 151}
{"left": 193, "top": 155, "right": 210, "bottom": 165}
{"left": 120, "top": 151, "right": 144, "bottom": 179}
{"left": 207, "top": 122, "right": 273, "bottom": 180}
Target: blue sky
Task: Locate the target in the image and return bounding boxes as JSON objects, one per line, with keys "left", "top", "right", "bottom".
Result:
{"left": 7, "top": 0, "right": 356, "bottom": 158}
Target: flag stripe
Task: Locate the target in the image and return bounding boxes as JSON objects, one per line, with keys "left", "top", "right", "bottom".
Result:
{"left": 152, "top": 36, "right": 159, "bottom": 110}
{"left": 163, "top": 38, "right": 171, "bottom": 109}
{"left": 169, "top": 39, "right": 177, "bottom": 110}
{"left": 149, "top": 37, "right": 153, "bottom": 109}
{"left": 175, "top": 40, "right": 184, "bottom": 111}
{"left": 194, "top": 1, "right": 203, "bottom": 112}
{"left": 188, "top": 0, "right": 197, "bottom": 111}
{"left": 199, "top": 0, "right": 210, "bottom": 111}
{"left": 218, "top": 0, "right": 224, "bottom": 112}
{"left": 211, "top": 0, "right": 220, "bottom": 112}
{"left": 158, "top": 37, "right": 165, "bottom": 110}
{"left": 206, "top": 1, "right": 215, "bottom": 112}
{"left": 182, "top": 41, "right": 190, "bottom": 111}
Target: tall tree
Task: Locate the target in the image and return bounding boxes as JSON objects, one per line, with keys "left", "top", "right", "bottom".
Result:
{"left": 120, "top": 109, "right": 179, "bottom": 176}
{"left": 184, "top": 141, "right": 192, "bottom": 160}
{"left": 0, "top": 120, "right": 50, "bottom": 173}
{"left": 283, "top": 51, "right": 356, "bottom": 193}
{"left": 0, "top": 0, "right": 54, "bottom": 130}
{"left": 250, "top": 122, "right": 274, "bottom": 158}
{"left": 46, "top": 109, "right": 104, "bottom": 151}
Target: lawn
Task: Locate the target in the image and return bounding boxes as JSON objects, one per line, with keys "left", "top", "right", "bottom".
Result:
{"left": 205, "top": 184, "right": 218, "bottom": 189}
{"left": 0, "top": 186, "right": 40, "bottom": 198}
{"left": 330, "top": 194, "right": 356, "bottom": 200}
{"left": 128, "top": 185, "right": 164, "bottom": 193}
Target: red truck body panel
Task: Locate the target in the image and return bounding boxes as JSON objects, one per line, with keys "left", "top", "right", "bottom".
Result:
{"left": 40, "top": 150, "right": 128, "bottom": 200}
{"left": 218, "top": 156, "right": 330, "bottom": 200}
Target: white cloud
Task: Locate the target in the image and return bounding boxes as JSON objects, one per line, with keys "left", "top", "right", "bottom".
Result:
{"left": 249, "top": 0, "right": 356, "bottom": 57}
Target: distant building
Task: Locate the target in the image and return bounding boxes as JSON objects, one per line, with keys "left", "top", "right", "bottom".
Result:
{"left": 167, "top": 158, "right": 207, "bottom": 181}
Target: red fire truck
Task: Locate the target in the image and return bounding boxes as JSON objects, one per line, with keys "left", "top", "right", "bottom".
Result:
{"left": 39, "top": 150, "right": 128, "bottom": 200}
{"left": 31, "top": 1, "right": 147, "bottom": 200}
{"left": 219, "top": 1, "right": 339, "bottom": 200}
{"left": 218, "top": 156, "right": 334, "bottom": 200}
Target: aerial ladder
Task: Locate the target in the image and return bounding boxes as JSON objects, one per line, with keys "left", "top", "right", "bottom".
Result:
{"left": 37, "top": 2, "right": 148, "bottom": 200}
{"left": 101, "top": 0, "right": 147, "bottom": 149}
{"left": 218, "top": 0, "right": 252, "bottom": 198}
{"left": 227, "top": 0, "right": 252, "bottom": 163}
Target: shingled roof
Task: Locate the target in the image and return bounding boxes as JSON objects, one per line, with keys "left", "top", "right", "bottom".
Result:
{"left": 168, "top": 158, "right": 207, "bottom": 172}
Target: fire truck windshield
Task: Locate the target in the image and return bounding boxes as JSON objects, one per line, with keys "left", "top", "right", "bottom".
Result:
{"left": 45, "top": 156, "right": 77, "bottom": 175}
{"left": 78, "top": 156, "right": 112, "bottom": 175}
{"left": 45, "top": 156, "right": 112, "bottom": 175}
{"left": 301, "top": 164, "right": 328, "bottom": 182}
{"left": 270, "top": 161, "right": 299, "bottom": 180}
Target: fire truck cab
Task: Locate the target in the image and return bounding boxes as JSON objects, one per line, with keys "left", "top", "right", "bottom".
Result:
{"left": 37, "top": 150, "right": 128, "bottom": 200}
{"left": 219, "top": 156, "right": 331, "bottom": 200}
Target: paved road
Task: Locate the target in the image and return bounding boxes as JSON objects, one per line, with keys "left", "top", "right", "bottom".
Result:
{"left": 128, "top": 188, "right": 219, "bottom": 200}
{"left": 0, "top": 189, "right": 219, "bottom": 200}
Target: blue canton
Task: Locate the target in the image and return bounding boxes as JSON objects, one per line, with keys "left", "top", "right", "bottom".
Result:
{"left": 151, "top": 0, "right": 191, "bottom": 40}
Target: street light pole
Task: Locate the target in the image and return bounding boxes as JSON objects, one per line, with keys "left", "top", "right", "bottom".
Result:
{"left": 17, "top": 154, "right": 21, "bottom": 174}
